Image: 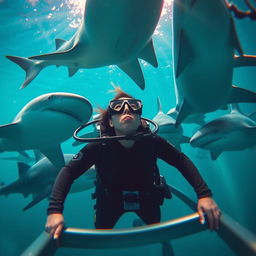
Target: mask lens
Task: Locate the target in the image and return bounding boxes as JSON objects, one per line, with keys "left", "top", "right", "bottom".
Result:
{"left": 127, "top": 99, "right": 142, "bottom": 111}
{"left": 109, "top": 100, "right": 124, "bottom": 111}
{"left": 109, "top": 99, "right": 142, "bottom": 112}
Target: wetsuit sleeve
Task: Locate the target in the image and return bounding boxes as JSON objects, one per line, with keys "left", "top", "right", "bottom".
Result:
{"left": 47, "top": 143, "right": 98, "bottom": 215}
{"left": 154, "top": 136, "right": 212, "bottom": 199}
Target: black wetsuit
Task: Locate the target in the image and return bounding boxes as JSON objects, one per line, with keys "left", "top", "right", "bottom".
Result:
{"left": 47, "top": 135, "right": 212, "bottom": 228}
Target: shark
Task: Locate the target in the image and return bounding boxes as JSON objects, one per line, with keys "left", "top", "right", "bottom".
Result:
{"left": 153, "top": 97, "right": 190, "bottom": 150}
{"left": 6, "top": 0, "right": 164, "bottom": 90}
{"left": 0, "top": 154, "right": 96, "bottom": 211}
{"left": 168, "top": 0, "right": 256, "bottom": 127}
{"left": 72, "top": 114, "right": 101, "bottom": 147}
{"left": 190, "top": 104, "right": 256, "bottom": 160}
{"left": 0, "top": 92, "right": 92, "bottom": 170}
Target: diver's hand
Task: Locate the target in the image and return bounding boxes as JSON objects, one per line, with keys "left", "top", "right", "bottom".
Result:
{"left": 45, "top": 213, "right": 64, "bottom": 239}
{"left": 197, "top": 197, "right": 221, "bottom": 230}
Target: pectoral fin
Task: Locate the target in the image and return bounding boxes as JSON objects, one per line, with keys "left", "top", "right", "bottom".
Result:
{"left": 138, "top": 39, "right": 158, "bottom": 67}
{"left": 210, "top": 150, "right": 221, "bottom": 161}
{"left": 23, "top": 183, "right": 52, "bottom": 211}
{"left": 118, "top": 59, "right": 145, "bottom": 89}
{"left": 39, "top": 144, "right": 65, "bottom": 172}
{"left": 0, "top": 122, "right": 20, "bottom": 138}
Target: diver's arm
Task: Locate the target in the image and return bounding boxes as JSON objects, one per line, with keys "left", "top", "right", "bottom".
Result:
{"left": 155, "top": 136, "right": 221, "bottom": 229}
{"left": 197, "top": 197, "right": 220, "bottom": 230}
{"left": 45, "top": 143, "right": 98, "bottom": 237}
{"left": 45, "top": 213, "right": 64, "bottom": 240}
{"left": 155, "top": 135, "right": 212, "bottom": 198}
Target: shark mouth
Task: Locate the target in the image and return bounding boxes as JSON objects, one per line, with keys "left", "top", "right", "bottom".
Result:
{"left": 46, "top": 108, "right": 83, "bottom": 124}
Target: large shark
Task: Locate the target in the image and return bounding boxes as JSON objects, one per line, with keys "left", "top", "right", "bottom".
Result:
{"left": 190, "top": 104, "right": 256, "bottom": 160}
{"left": 153, "top": 97, "right": 190, "bottom": 150}
{"left": 0, "top": 154, "right": 96, "bottom": 211}
{"left": 72, "top": 114, "right": 101, "bottom": 147}
{"left": 168, "top": 0, "right": 256, "bottom": 126}
{"left": 0, "top": 92, "right": 92, "bottom": 170}
{"left": 6, "top": 0, "right": 164, "bottom": 89}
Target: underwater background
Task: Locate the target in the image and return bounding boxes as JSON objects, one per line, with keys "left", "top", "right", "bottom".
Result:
{"left": 0, "top": 0, "right": 256, "bottom": 255}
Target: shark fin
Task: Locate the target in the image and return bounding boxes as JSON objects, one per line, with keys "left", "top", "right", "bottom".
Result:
{"left": 23, "top": 184, "right": 52, "bottom": 211}
{"left": 118, "top": 59, "right": 145, "bottom": 89}
{"left": 167, "top": 107, "right": 178, "bottom": 119}
{"left": 227, "top": 85, "right": 256, "bottom": 104}
{"left": 176, "top": 29, "right": 197, "bottom": 78}
{"left": 229, "top": 17, "right": 243, "bottom": 55}
{"left": 6, "top": 56, "right": 43, "bottom": 89}
{"left": 55, "top": 38, "right": 67, "bottom": 50}
{"left": 0, "top": 122, "right": 20, "bottom": 138}
{"left": 18, "top": 150, "right": 31, "bottom": 158}
{"left": 175, "top": 100, "right": 191, "bottom": 127}
{"left": 233, "top": 54, "right": 256, "bottom": 67}
{"left": 39, "top": 144, "right": 65, "bottom": 172}
{"left": 249, "top": 112, "right": 256, "bottom": 122}
{"left": 230, "top": 103, "right": 242, "bottom": 114}
{"left": 157, "top": 97, "right": 163, "bottom": 113}
{"left": 68, "top": 67, "right": 79, "bottom": 77}
{"left": 17, "top": 162, "right": 30, "bottom": 178}
{"left": 33, "top": 150, "right": 45, "bottom": 162}
{"left": 210, "top": 150, "right": 221, "bottom": 161}
{"left": 138, "top": 39, "right": 158, "bottom": 67}
{"left": 180, "top": 136, "right": 190, "bottom": 144}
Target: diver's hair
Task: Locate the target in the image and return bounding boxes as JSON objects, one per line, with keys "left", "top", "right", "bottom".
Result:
{"left": 97, "top": 86, "right": 149, "bottom": 137}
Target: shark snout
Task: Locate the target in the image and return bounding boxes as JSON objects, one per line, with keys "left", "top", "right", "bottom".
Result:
{"left": 190, "top": 131, "right": 206, "bottom": 147}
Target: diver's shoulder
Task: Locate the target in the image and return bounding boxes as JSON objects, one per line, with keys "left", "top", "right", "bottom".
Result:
{"left": 81, "top": 141, "right": 104, "bottom": 151}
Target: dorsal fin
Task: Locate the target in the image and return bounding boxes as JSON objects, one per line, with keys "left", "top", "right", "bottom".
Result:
{"left": 55, "top": 38, "right": 67, "bottom": 50}
{"left": 230, "top": 103, "right": 242, "bottom": 114}
{"left": 33, "top": 150, "right": 45, "bottom": 162}
{"left": 17, "top": 162, "right": 30, "bottom": 178}
{"left": 157, "top": 97, "right": 163, "bottom": 113}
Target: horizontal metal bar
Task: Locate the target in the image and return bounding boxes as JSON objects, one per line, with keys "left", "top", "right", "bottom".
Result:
{"left": 60, "top": 212, "right": 206, "bottom": 249}
{"left": 21, "top": 185, "right": 256, "bottom": 256}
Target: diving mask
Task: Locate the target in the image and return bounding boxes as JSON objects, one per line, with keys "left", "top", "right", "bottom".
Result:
{"left": 108, "top": 98, "right": 143, "bottom": 115}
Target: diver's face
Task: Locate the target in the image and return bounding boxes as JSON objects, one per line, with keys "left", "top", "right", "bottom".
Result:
{"left": 109, "top": 97, "right": 141, "bottom": 135}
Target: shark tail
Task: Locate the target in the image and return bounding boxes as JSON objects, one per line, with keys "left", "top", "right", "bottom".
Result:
{"left": 0, "top": 182, "right": 9, "bottom": 196}
{"left": 6, "top": 55, "right": 43, "bottom": 89}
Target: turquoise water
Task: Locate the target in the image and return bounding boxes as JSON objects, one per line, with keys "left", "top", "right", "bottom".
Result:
{"left": 0, "top": 0, "right": 256, "bottom": 255}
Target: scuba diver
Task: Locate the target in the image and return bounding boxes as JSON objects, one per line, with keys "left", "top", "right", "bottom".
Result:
{"left": 45, "top": 87, "right": 221, "bottom": 239}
